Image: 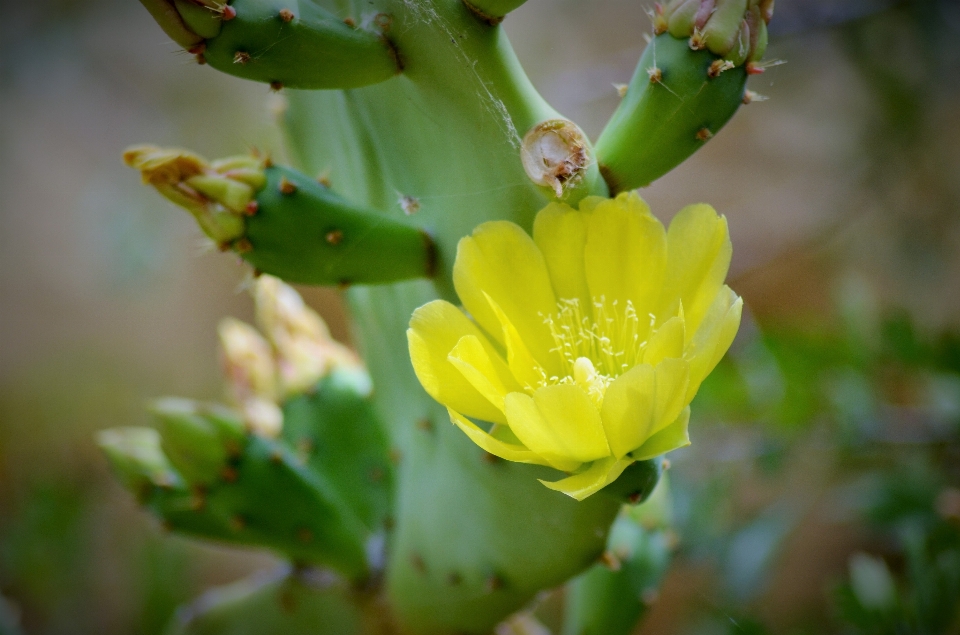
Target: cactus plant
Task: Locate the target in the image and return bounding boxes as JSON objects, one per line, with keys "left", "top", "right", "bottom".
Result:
{"left": 104, "top": 1, "right": 773, "bottom": 633}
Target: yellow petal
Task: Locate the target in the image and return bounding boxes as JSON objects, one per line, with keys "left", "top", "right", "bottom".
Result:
{"left": 533, "top": 202, "right": 590, "bottom": 307}
{"left": 448, "top": 335, "right": 521, "bottom": 415}
{"left": 447, "top": 408, "right": 548, "bottom": 466}
{"left": 584, "top": 192, "right": 667, "bottom": 315}
{"left": 651, "top": 358, "right": 690, "bottom": 436}
{"left": 408, "top": 300, "right": 506, "bottom": 424}
{"left": 599, "top": 363, "right": 655, "bottom": 459}
{"left": 504, "top": 387, "right": 608, "bottom": 471}
{"left": 453, "top": 221, "right": 557, "bottom": 361}
{"left": 539, "top": 456, "right": 634, "bottom": 501}
{"left": 630, "top": 407, "right": 691, "bottom": 461}
{"left": 661, "top": 204, "right": 731, "bottom": 333}
{"left": 686, "top": 288, "right": 742, "bottom": 401}
{"left": 485, "top": 293, "right": 552, "bottom": 391}
{"left": 643, "top": 315, "right": 686, "bottom": 366}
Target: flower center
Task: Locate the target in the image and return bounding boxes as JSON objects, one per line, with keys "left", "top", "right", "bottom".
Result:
{"left": 540, "top": 297, "right": 655, "bottom": 405}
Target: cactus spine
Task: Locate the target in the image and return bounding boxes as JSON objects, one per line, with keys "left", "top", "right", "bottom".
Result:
{"left": 108, "top": 0, "right": 774, "bottom": 633}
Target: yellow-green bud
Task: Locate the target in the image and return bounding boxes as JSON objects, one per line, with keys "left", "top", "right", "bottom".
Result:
{"left": 123, "top": 144, "right": 265, "bottom": 247}
{"left": 660, "top": 0, "right": 773, "bottom": 66}
{"left": 253, "top": 275, "right": 359, "bottom": 395}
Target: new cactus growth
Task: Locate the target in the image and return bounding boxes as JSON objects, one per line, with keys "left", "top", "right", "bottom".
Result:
{"left": 107, "top": 0, "right": 774, "bottom": 632}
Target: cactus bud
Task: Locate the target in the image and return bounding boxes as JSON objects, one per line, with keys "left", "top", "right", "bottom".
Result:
{"left": 662, "top": 0, "right": 773, "bottom": 65}
{"left": 218, "top": 317, "right": 285, "bottom": 437}
{"left": 150, "top": 398, "right": 245, "bottom": 485}
{"left": 253, "top": 275, "right": 358, "bottom": 395}
{"left": 123, "top": 145, "right": 265, "bottom": 247}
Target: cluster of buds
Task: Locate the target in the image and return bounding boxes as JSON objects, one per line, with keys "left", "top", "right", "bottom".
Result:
{"left": 655, "top": 0, "right": 773, "bottom": 70}
{"left": 123, "top": 145, "right": 266, "bottom": 249}
{"left": 218, "top": 275, "right": 359, "bottom": 437}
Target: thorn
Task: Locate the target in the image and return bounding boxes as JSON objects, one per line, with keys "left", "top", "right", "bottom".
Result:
{"left": 233, "top": 238, "right": 254, "bottom": 254}
{"left": 642, "top": 32, "right": 652, "bottom": 44}
{"left": 399, "top": 194, "right": 420, "bottom": 215}
{"left": 627, "top": 490, "right": 645, "bottom": 504}
{"left": 233, "top": 51, "right": 251, "bottom": 65}
{"left": 160, "top": 519, "right": 174, "bottom": 532}
{"left": 447, "top": 572, "right": 462, "bottom": 586}
{"left": 269, "top": 80, "right": 283, "bottom": 91}
{"left": 269, "top": 448, "right": 283, "bottom": 464}
{"left": 221, "top": 5, "right": 237, "bottom": 20}
{"left": 217, "top": 241, "right": 232, "bottom": 252}
{"left": 600, "top": 551, "right": 622, "bottom": 571}
{"left": 646, "top": 4, "right": 667, "bottom": 34}
{"left": 244, "top": 200, "right": 259, "bottom": 215}
{"left": 708, "top": 59, "right": 735, "bottom": 78}
{"left": 343, "top": 16, "right": 356, "bottom": 27}
{"left": 195, "top": 53, "right": 207, "bottom": 65}
{"left": 278, "top": 8, "right": 295, "bottom": 22}
{"left": 485, "top": 573, "right": 505, "bottom": 593}
{"left": 228, "top": 515, "right": 246, "bottom": 531}
{"left": 297, "top": 528, "right": 313, "bottom": 543}
{"left": 613, "top": 82, "right": 629, "bottom": 97}
{"left": 220, "top": 466, "right": 239, "bottom": 483}
{"left": 416, "top": 418, "right": 433, "bottom": 432}
{"left": 188, "top": 43, "right": 206, "bottom": 55}
{"left": 325, "top": 229, "right": 344, "bottom": 245}
{"left": 252, "top": 268, "right": 263, "bottom": 278}
{"left": 688, "top": 28, "right": 706, "bottom": 50}
{"left": 695, "top": 127, "right": 713, "bottom": 141}
{"left": 481, "top": 452, "right": 500, "bottom": 464}
{"left": 410, "top": 552, "right": 426, "bottom": 574}
{"left": 662, "top": 458, "right": 672, "bottom": 470}
{"left": 374, "top": 13, "right": 393, "bottom": 32}
{"left": 746, "top": 62, "right": 765, "bottom": 75}
{"left": 742, "top": 90, "right": 768, "bottom": 104}
{"left": 647, "top": 66, "right": 662, "bottom": 84}
{"left": 337, "top": 279, "right": 351, "bottom": 290}
{"left": 316, "top": 172, "right": 331, "bottom": 187}
{"left": 278, "top": 176, "right": 297, "bottom": 194}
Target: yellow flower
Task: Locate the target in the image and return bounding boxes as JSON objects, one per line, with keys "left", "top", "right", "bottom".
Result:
{"left": 407, "top": 192, "right": 742, "bottom": 500}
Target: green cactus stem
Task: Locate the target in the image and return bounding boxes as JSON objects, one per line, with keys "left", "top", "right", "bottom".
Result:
{"left": 101, "top": 408, "right": 373, "bottom": 580}
{"left": 461, "top": 0, "right": 530, "bottom": 25}
{"left": 561, "top": 519, "right": 673, "bottom": 635}
{"left": 281, "top": 367, "right": 393, "bottom": 534}
{"left": 166, "top": 566, "right": 371, "bottom": 635}
{"left": 595, "top": 33, "right": 748, "bottom": 193}
{"left": 561, "top": 481, "right": 675, "bottom": 635}
{"left": 595, "top": 0, "right": 773, "bottom": 192}
{"left": 242, "top": 165, "right": 437, "bottom": 286}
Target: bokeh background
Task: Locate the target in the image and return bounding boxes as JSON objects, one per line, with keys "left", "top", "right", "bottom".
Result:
{"left": 2, "top": 0, "right": 959, "bottom": 633}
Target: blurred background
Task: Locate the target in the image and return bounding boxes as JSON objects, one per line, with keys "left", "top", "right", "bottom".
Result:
{"left": 1, "top": 0, "right": 959, "bottom": 633}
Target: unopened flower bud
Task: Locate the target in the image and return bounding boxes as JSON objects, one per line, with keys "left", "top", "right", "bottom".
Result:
{"left": 218, "top": 317, "right": 278, "bottom": 404}
{"left": 123, "top": 144, "right": 266, "bottom": 246}
{"left": 254, "top": 275, "right": 358, "bottom": 395}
